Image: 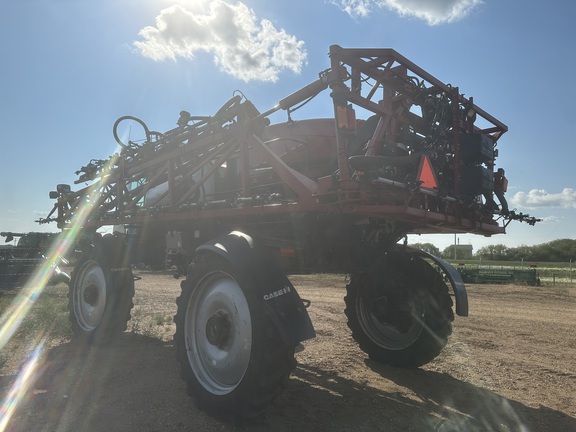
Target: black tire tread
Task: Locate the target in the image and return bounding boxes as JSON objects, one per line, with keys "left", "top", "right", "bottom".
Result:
{"left": 344, "top": 252, "right": 454, "bottom": 367}
{"left": 174, "top": 253, "right": 295, "bottom": 420}
{"left": 68, "top": 233, "right": 135, "bottom": 343}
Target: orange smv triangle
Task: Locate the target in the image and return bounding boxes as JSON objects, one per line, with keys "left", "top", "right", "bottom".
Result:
{"left": 417, "top": 154, "right": 438, "bottom": 189}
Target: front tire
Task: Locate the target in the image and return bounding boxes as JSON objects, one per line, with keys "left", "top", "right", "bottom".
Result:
{"left": 345, "top": 251, "right": 454, "bottom": 367}
{"left": 174, "top": 254, "right": 295, "bottom": 420}
{"left": 68, "top": 234, "right": 135, "bottom": 343}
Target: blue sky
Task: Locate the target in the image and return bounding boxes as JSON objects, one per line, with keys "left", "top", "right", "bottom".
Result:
{"left": 1, "top": 0, "right": 575, "bottom": 253}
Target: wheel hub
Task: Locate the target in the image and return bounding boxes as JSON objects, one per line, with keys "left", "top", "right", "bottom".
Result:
{"left": 205, "top": 310, "right": 232, "bottom": 348}
{"left": 83, "top": 284, "right": 99, "bottom": 307}
{"left": 372, "top": 295, "right": 413, "bottom": 333}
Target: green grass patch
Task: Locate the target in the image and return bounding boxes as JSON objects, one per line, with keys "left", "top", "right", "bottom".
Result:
{"left": 128, "top": 307, "right": 173, "bottom": 339}
{"left": 0, "top": 285, "right": 71, "bottom": 341}
{"left": 0, "top": 284, "right": 72, "bottom": 373}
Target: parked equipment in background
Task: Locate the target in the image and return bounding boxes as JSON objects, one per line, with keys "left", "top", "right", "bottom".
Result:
{"left": 0, "top": 232, "right": 70, "bottom": 288}
{"left": 458, "top": 265, "right": 540, "bottom": 286}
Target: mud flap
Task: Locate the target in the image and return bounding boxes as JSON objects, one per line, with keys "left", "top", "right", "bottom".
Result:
{"left": 196, "top": 231, "right": 316, "bottom": 345}
{"left": 403, "top": 246, "right": 469, "bottom": 317}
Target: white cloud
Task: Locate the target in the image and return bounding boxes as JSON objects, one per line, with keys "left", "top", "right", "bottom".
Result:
{"left": 134, "top": 1, "right": 307, "bottom": 82}
{"left": 332, "top": 0, "right": 483, "bottom": 25}
{"left": 541, "top": 215, "right": 560, "bottom": 224}
{"left": 510, "top": 188, "right": 576, "bottom": 209}
{"left": 332, "top": 0, "right": 373, "bottom": 17}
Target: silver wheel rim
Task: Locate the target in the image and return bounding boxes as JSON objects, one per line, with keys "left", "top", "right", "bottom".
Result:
{"left": 185, "top": 271, "right": 252, "bottom": 395}
{"left": 356, "top": 289, "right": 425, "bottom": 350}
{"left": 73, "top": 260, "right": 107, "bottom": 331}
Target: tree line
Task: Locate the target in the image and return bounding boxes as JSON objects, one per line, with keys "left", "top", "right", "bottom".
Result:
{"left": 411, "top": 238, "right": 576, "bottom": 262}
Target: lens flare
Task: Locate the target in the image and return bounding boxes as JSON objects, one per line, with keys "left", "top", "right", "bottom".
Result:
{"left": 0, "top": 195, "right": 89, "bottom": 352}
{"left": 0, "top": 337, "right": 46, "bottom": 432}
{"left": 0, "top": 153, "right": 120, "bottom": 429}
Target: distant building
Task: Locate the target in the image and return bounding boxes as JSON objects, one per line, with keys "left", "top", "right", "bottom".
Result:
{"left": 453, "top": 244, "right": 473, "bottom": 260}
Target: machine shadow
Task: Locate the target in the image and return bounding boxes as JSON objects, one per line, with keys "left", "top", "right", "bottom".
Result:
{"left": 2, "top": 334, "right": 574, "bottom": 432}
{"left": 361, "top": 359, "right": 576, "bottom": 431}
{"left": 263, "top": 359, "right": 576, "bottom": 431}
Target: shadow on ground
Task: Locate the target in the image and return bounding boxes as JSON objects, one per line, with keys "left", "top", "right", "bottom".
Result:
{"left": 1, "top": 334, "right": 573, "bottom": 431}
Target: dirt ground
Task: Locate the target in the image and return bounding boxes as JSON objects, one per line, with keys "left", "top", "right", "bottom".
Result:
{"left": 2, "top": 272, "right": 575, "bottom": 431}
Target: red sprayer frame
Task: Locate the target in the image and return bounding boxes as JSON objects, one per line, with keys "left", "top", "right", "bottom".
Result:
{"left": 41, "top": 46, "right": 537, "bottom": 239}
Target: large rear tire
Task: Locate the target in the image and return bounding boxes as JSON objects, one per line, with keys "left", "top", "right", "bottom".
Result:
{"left": 68, "top": 234, "right": 135, "bottom": 343}
{"left": 345, "top": 251, "right": 454, "bottom": 367}
{"left": 174, "top": 254, "right": 295, "bottom": 420}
